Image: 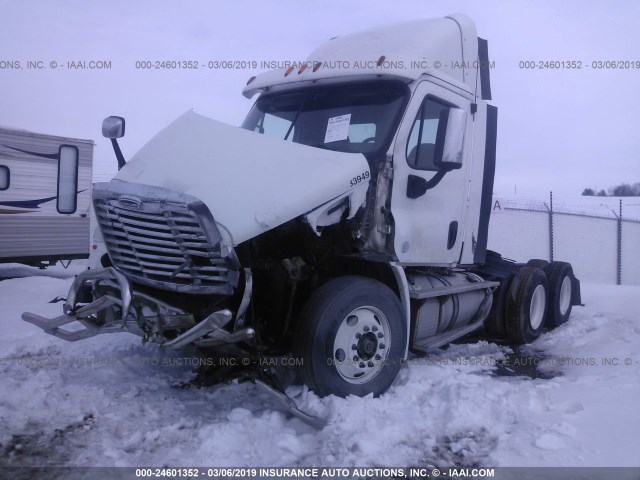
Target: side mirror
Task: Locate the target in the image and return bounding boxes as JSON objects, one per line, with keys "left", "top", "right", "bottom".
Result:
{"left": 103, "top": 116, "right": 127, "bottom": 170}
{"left": 102, "top": 116, "right": 125, "bottom": 139}
{"left": 433, "top": 108, "right": 467, "bottom": 171}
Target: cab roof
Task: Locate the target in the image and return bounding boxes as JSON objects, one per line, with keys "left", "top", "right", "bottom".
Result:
{"left": 243, "top": 14, "right": 479, "bottom": 99}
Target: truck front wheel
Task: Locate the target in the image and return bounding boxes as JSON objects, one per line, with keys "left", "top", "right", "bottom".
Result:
{"left": 293, "top": 276, "right": 406, "bottom": 398}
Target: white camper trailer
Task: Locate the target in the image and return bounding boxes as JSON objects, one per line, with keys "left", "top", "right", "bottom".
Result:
{"left": 0, "top": 127, "right": 93, "bottom": 266}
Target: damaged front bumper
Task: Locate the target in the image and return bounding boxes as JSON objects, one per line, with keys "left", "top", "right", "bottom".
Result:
{"left": 21, "top": 267, "right": 328, "bottom": 428}
{"left": 22, "top": 267, "right": 255, "bottom": 349}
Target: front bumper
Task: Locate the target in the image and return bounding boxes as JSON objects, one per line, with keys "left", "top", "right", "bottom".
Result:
{"left": 21, "top": 267, "right": 328, "bottom": 429}
{"left": 22, "top": 267, "right": 254, "bottom": 349}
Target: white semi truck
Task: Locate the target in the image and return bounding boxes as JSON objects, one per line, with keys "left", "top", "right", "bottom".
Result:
{"left": 24, "top": 15, "right": 580, "bottom": 412}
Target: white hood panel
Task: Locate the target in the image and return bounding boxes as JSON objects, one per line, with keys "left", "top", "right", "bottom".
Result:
{"left": 115, "top": 111, "right": 369, "bottom": 245}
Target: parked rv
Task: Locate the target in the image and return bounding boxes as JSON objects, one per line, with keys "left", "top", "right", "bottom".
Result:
{"left": 0, "top": 128, "right": 93, "bottom": 266}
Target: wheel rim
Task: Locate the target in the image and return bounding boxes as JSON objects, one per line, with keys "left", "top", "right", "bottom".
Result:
{"left": 529, "top": 284, "right": 546, "bottom": 330}
{"left": 559, "top": 276, "right": 572, "bottom": 316}
{"left": 333, "top": 306, "right": 391, "bottom": 384}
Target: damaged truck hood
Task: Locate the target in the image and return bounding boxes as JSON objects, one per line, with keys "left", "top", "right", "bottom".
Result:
{"left": 113, "top": 111, "right": 369, "bottom": 245}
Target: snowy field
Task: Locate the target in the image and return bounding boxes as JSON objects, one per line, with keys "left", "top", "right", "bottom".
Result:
{"left": 1, "top": 263, "right": 639, "bottom": 470}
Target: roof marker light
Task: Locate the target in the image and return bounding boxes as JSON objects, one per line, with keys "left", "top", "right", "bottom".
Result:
{"left": 298, "top": 64, "right": 307, "bottom": 74}
{"left": 313, "top": 61, "right": 321, "bottom": 72}
{"left": 285, "top": 66, "right": 295, "bottom": 76}
{"left": 246, "top": 76, "right": 256, "bottom": 85}
{"left": 377, "top": 55, "right": 386, "bottom": 66}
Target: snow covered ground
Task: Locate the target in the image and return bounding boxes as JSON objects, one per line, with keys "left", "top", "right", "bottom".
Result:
{"left": 0, "top": 264, "right": 639, "bottom": 469}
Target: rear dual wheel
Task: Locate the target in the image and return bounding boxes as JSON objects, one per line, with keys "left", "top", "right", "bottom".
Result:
{"left": 505, "top": 262, "right": 574, "bottom": 344}
{"left": 544, "top": 261, "right": 574, "bottom": 328}
{"left": 505, "top": 266, "right": 548, "bottom": 344}
{"left": 525, "top": 260, "right": 574, "bottom": 328}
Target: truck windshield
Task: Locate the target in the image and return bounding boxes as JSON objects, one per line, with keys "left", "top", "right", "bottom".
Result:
{"left": 241, "top": 81, "right": 408, "bottom": 156}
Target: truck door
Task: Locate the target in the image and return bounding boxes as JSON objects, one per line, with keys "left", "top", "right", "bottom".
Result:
{"left": 390, "top": 80, "right": 472, "bottom": 265}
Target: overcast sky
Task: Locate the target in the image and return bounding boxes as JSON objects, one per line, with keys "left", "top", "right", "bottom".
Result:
{"left": 1, "top": 0, "right": 639, "bottom": 196}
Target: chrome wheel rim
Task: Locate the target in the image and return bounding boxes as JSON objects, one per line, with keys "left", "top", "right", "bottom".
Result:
{"left": 559, "top": 276, "right": 572, "bottom": 316}
{"left": 332, "top": 306, "right": 391, "bottom": 384}
{"left": 529, "top": 284, "right": 546, "bottom": 330}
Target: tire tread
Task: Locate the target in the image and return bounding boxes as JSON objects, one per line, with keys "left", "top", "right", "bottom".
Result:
{"left": 505, "top": 266, "right": 548, "bottom": 344}
{"left": 292, "top": 276, "right": 405, "bottom": 397}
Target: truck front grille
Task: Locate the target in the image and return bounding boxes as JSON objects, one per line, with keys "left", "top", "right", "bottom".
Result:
{"left": 93, "top": 183, "right": 238, "bottom": 295}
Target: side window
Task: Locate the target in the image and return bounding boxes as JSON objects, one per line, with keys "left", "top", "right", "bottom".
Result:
{"left": 57, "top": 145, "right": 79, "bottom": 214}
{"left": 0, "top": 165, "right": 9, "bottom": 190}
{"left": 406, "top": 97, "right": 451, "bottom": 171}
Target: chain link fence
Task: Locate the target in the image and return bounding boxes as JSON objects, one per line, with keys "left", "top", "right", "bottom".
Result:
{"left": 488, "top": 193, "right": 640, "bottom": 285}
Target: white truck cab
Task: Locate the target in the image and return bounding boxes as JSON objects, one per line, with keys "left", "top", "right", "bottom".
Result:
{"left": 24, "top": 15, "right": 580, "bottom": 414}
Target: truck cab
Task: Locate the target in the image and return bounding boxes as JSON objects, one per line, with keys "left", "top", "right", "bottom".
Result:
{"left": 242, "top": 15, "right": 493, "bottom": 268}
{"left": 24, "top": 15, "right": 580, "bottom": 404}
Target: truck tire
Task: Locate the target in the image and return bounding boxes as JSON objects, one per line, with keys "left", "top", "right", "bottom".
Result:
{"left": 505, "top": 266, "right": 548, "bottom": 344}
{"left": 544, "top": 261, "right": 574, "bottom": 328}
{"left": 293, "top": 276, "right": 406, "bottom": 398}
{"left": 527, "top": 259, "right": 549, "bottom": 269}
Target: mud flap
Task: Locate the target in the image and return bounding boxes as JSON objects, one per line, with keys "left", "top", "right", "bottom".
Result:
{"left": 571, "top": 275, "right": 582, "bottom": 306}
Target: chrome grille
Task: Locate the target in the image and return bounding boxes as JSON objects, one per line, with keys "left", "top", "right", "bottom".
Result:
{"left": 93, "top": 183, "right": 238, "bottom": 294}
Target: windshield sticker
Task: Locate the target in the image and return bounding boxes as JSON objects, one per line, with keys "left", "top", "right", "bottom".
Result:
{"left": 324, "top": 114, "right": 351, "bottom": 143}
